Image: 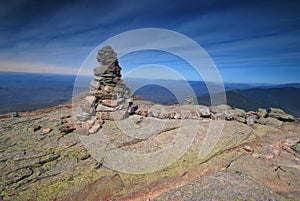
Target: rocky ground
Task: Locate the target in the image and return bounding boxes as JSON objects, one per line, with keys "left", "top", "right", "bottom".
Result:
{"left": 0, "top": 101, "right": 299, "bottom": 201}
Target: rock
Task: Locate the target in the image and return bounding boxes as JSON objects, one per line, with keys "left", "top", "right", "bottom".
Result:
{"left": 199, "top": 108, "right": 210, "bottom": 118}
{"left": 224, "top": 110, "right": 235, "bottom": 120}
{"left": 85, "top": 96, "right": 97, "bottom": 105}
{"left": 96, "top": 45, "right": 118, "bottom": 65}
{"left": 174, "top": 112, "right": 181, "bottom": 119}
{"left": 181, "top": 110, "right": 192, "bottom": 119}
{"left": 265, "top": 117, "right": 282, "bottom": 127}
{"left": 102, "top": 99, "right": 118, "bottom": 107}
{"left": 257, "top": 108, "right": 268, "bottom": 117}
{"left": 127, "top": 105, "right": 137, "bottom": 115}
{"left": 269, "top": 108, "right": 295, "bottom": 122}
{"left": 90, "top": 80, "right": 101, "bottom": 89}
{"left": 155, "top": 171, "right": 286, "bottom": 201}
{"left": 76, "top": 112, "right": 91, "bottom": 121}
{"left": 257, "top": 117, "right": 267, "bottom": 125}
{"left": 184, "top": 96, "right": 194, "bottom": 105}
{"left": 104, "top": 85, "right": 114, "bottom": 93}
{"left": 59, "top": 125, "right": 75, "bottom": 134}
{"left": 235, "top": 117, "right": 247, "bottom": 124}
{"left": 88, "top": 122, "right": 101, "bottom": 134}
{"left": 211, "top": 112, "right": 225, "bottom": 120}
{"left": 246, "top": 115, "right": 257, "bottom": 125}
{"left": 93, "top": 66, "right": 106, "bottom": 76}
{"left": 11, "top": 112, "right": 19, "bottom": 118}
{"left": 148, "top": 107, "right": 161, "bottom": 118}
{"left": 233, "top": 108, "right": 247, "bottom": 118}
{"left": 41, "top": 128, "right": 52, "bottom": 134}
{"left": 33, "top": 125, "right": 41, "bottom": 132}
{"left": 136, "top": 108, "right": 148, "bottom": 117}
{"left": 158, "top": 110, "right": 169, "bottom": 119}
{"left": 96, "top": 104, "right": 116, "bottom": 112}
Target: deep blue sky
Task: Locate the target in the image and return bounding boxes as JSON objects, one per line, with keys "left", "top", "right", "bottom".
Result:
{"left": 0, "top": 0, "right": 299, "bottom": 83}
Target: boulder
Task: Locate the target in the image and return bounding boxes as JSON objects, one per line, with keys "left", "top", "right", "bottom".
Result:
{"left": 269, "top": 108, "right": 295, "bottom": 122}
{"left": 257, "top": 108, "right": 268, "bottom": 117}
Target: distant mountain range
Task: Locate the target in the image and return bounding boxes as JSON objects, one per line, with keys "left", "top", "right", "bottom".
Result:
{"left": 0, "top": 72, "right": 299, "bottom": 117}
{"left": 129, "top": 79, "right": 300, "bottom": 118}
{"left": 197, "top": 87, "right": 300, "bottom": 117}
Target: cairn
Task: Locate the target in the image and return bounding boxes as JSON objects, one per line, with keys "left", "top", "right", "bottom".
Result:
{"left": 75, "top": 45, "right": 135, "bottom": 135}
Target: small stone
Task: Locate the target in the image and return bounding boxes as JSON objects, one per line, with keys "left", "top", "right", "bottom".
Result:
{"left": 96, "top": 104, "right": 116, "bottom": 112}
{"left": 136, "top": 108, "right": 148, "bottom": 117}
{"left": 90, "top": 79, "right": 101, "bottom": 89}
{"left": 93, "top": 66, "right": 106, "bottom": 76}
{"left": 174, "top": 112, "right": 181, "bottom": 119}
{"left": 66, "top": 122, "right": 76, "bottom": 130}
{"left": 11, "top": 112, "right": 19, "bottom": 118}
{"left": 243, "top": 145, "right": 253, "bottom": 152}
{"left": 89, "top": 123, "right": 101, "bottom": 134}
{"left": 76, "top": 112, "right": 91, "bottom": 121}
{"left": 181, "top": 110, "right": 192, "bottom": 119}
{"left": 33, "top": 125, "right": 41, "bottom": 132}
{"left": 104, "top": 85, "right": 114, "bottom": 93}
{"left": 224, "top": 111, "right": 235, "bottom": 121}
{"left": 41, "top": 128, "right": 52, "bottom": 134}
{"left": 149, "top": 107, "right": 161, "bottom": 118}
{"left": 102, "top": 99, "right": 118, "bottom": 107}
{"left": 246, "top": 115, "right": 257, "bottom": 125}
{"left": 211, "top": 112, "right": 225, "bottom": 120}
{"left": 85, "top": 96, "right": 96, "bottom": 105}
{"left": 236, "top": 117, "right": 247, "bottom": 124}
{"left": 199, "top": 108, "right": 210, "bottom": 118}
{"left": 94, "top": 75, "right": 103, "bottom": 81}
{"left": 184, "top": 96, "right": 194, "bottom": 105}
{"left": 59, "top": 125, "right": 75, "bottom": 134}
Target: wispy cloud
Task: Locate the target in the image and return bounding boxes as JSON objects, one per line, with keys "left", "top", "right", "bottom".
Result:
{"left": 0, "top": 60, "right": 78, "bottom": 75}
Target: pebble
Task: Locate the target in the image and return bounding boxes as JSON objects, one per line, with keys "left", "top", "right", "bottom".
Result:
{"left": 41, "top": 128, "right": 52, "bottom": 134}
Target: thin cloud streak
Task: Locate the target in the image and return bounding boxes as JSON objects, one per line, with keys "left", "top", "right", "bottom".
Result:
{"left": 0, "top": 60, "right": 78, "bottom": 75}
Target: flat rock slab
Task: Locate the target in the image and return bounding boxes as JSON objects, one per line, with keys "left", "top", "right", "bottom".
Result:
{"left": 155, "top": 171, "right": 286, "bottom": 201}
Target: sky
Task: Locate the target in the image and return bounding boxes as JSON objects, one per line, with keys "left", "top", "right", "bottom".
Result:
{"left": 0, "top": 0, "right": 299, "bottom": 83}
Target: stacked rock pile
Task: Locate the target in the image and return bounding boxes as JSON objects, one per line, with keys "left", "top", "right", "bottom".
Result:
{"left": 88, "top": 45, "right": 134, "bottom": 120}
{"left": 75, "top": 45, "right": 135, "bottom": 135}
